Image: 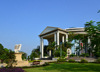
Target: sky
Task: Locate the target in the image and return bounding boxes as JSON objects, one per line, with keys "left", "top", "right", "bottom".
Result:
{"left": 0, "top": 0, "right": 100, "bottom": 55}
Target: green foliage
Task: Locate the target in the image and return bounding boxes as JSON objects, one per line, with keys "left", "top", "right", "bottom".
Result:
{"left": 0, "top": 43, "right": 16, "bottom": 67}
{"left": 33, "top": 52, "right": 39, "bottom": 57}
{"left": 80, "top": 59, "right": 88, "bottom": 63}
{"left": 28, "top": 60, "right": 33, "bottom": 63}
{"left": 43, "top": 62, "right": 49, "bottom": 66}
{"left": 30, "top": 47, "right": 41, "bottom": 60}
{"left": 30, "top": 51, "right": 40, "bottom": 59}
{"left": 46, "top": 41, "right": 73, "bottom": 57}
{"left": 56, "top": 42, "right": 73, "bottom": 57}
{"left": 57, "top": 58, "right": 66, "bottom": 62}
{"left": 70, "top": 54, "right": 76, "bottom": 57}
{"left": 0, "top": 44, "right": 4, "bottom": 55}
{"left": 85, "top": 21, "right": 100, "bottom": 57}
{"left": 64, "top": 42, "right": 73, "bottom": 49}
{"left": 33, "top": 60, "right": 41, "bottom": 62}
{"left": 68, "top": 20, "right": 100, "bottom": 57}
{"left": 54, "top": 49, "right": 66, "bottom": 57}
{"left": 28, "top": 56, "right": 30, "bottom": 61}
{"left": 4, "top": 50, "right": 16, "bottom": 67}
{"left": 96, "top": 58, "right": 100, "bottom": 63}
{"left": 24, "top": 62, "right": 100, "bottom": 72}
{"left": 95, "top": 52, "right": 100, "bottom": 57}
{"left": 29, "top": 60, "right": 41, "bottom": 63}
{"left": 47, "top": 42, "right": 57, "bottom": 50}
{"left": 69, "top": 33, "right": 88, "bottom": 43}
{"left": 80, "top": 53, "right": 89, "bottom": 57}
{"left": 21, "top": 52, "right": 27, "bottom": 60}
{"left": 68, "top": 59, "right": 75, "bottom": 63}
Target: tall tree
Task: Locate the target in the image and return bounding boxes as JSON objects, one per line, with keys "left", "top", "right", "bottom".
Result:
{"left": 85, "top": 20, "right": 100, "bottom": 57}
{"left": 47, "top": 42, "right": 57, "bottom": 50}
{"left": 22, "top": 52, "right": 27, "bottom": 60}
{"left": 0, "top": 43, "right": 16, "bottom": 67}
{"left": 30, "top": 46, "right": 41, "bottom": 60}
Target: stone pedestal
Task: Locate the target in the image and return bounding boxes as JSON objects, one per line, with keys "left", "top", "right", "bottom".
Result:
{"left": 14, "top": 53, "right": 29, "bottom": 67}
{"left": 15, "top": 53, "right": 23, "bottom": 61}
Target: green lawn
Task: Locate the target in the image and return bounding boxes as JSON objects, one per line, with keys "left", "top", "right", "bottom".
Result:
{"left": 24, "top": 62, "right": 100, "bottom": 72}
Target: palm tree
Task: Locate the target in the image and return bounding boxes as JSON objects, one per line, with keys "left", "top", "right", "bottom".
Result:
{"left": 47, "top": 42, "right": 57, "bottom": 50}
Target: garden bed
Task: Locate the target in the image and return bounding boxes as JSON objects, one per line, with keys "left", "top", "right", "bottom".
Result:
{"left": 0, "top": 67, "right": 24, "bottom": 72}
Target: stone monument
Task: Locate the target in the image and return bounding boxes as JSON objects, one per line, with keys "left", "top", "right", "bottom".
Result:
{"left": 14, "top": 44, "right": 29, "bottom": 67}
{"left": 14, "top": 44, "right": 22, "bottom": 61}
{"left": 14, "top": 44, "right": 21, "bottom": 53}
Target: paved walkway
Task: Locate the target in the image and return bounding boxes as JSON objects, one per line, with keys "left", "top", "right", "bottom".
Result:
{"left": 0, "top": 57, "right": 97, "bottom": 68}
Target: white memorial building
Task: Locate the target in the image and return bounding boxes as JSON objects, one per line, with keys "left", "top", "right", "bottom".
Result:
{"left": 39, "top": 26, "right": 87, "bottom": 58}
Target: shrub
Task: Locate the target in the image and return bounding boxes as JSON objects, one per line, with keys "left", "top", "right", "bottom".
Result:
{"left": 42, "top": 62, "right": 49, "bottom": 66}
{"left": 68, "top": 59, "right": 75, "bottom": 63}
{"left": 29, "top": 60, "right": 41, "bottom": 63}
{"left": 54, "top": 50, "right": 66, "bottom": 57}
{"left": 57, "top": 58, "right": 66, "bottom": 62}
{"left": 0, "top": 68, "right": 24, "bottom": 72}
{"left": 95, "top": 52, "right": 100, "bottom": 57}
{"left": 80, "top": 59, "right": 88, "bottom": 63}
{"left": 96, "top": 57, "right": 100, "bottom": 63}
{"left": 28, "top": 60, "right": 31, "bottom": 63}
{"left": 44, "top": 53, "right": 48, "bottom": 56}
{"left": 70, "top": 54, "right": 76, "bottom": 57}
{"left": 80, "top": 53, "right": 89, "bottom": 57}
{"left": 33, "top": 60, "right": 41, "bottom": 62}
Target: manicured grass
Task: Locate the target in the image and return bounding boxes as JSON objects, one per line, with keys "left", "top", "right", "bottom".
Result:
{"left": 24, "top": 62, "right": 100, "bottom": 72}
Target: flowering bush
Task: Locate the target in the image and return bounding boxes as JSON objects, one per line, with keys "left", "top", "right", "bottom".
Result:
{"left": 0, "top": 68, "right": 24, "bottom": 72}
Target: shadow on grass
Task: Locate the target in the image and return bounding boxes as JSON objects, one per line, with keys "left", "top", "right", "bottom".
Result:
{"left": 42, "top": 62, "right": 100, "bottom": 72}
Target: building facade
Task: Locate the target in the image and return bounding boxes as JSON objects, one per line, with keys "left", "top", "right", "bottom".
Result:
{"left": 39, "top": 26, "right": 87, "bottom": 58}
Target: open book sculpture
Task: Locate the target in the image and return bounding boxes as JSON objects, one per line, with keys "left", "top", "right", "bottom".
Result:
{"left": 14, "top": 44, "right": 22, "bottom": 53}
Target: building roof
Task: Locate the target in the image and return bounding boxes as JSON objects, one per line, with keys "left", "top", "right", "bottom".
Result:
{"left": 39, "top": 26, "right": 87, "bottom": 37}
{"left": 65, "top": 27, "right": 85, "bottom": 32}
{"left": 39, "top": 26, "right": 67, "bottom": 36}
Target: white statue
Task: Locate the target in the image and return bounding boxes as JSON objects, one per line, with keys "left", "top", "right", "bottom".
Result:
{"left": 14, "top": 44, "right": 22, "bottom": 53}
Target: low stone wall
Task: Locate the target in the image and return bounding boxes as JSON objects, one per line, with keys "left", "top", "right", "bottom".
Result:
{"left": 67, "top": 57, "right": 97, "bottom": 62}
{"left": 13, "top": 61, "right": 30, "bottom": 67}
